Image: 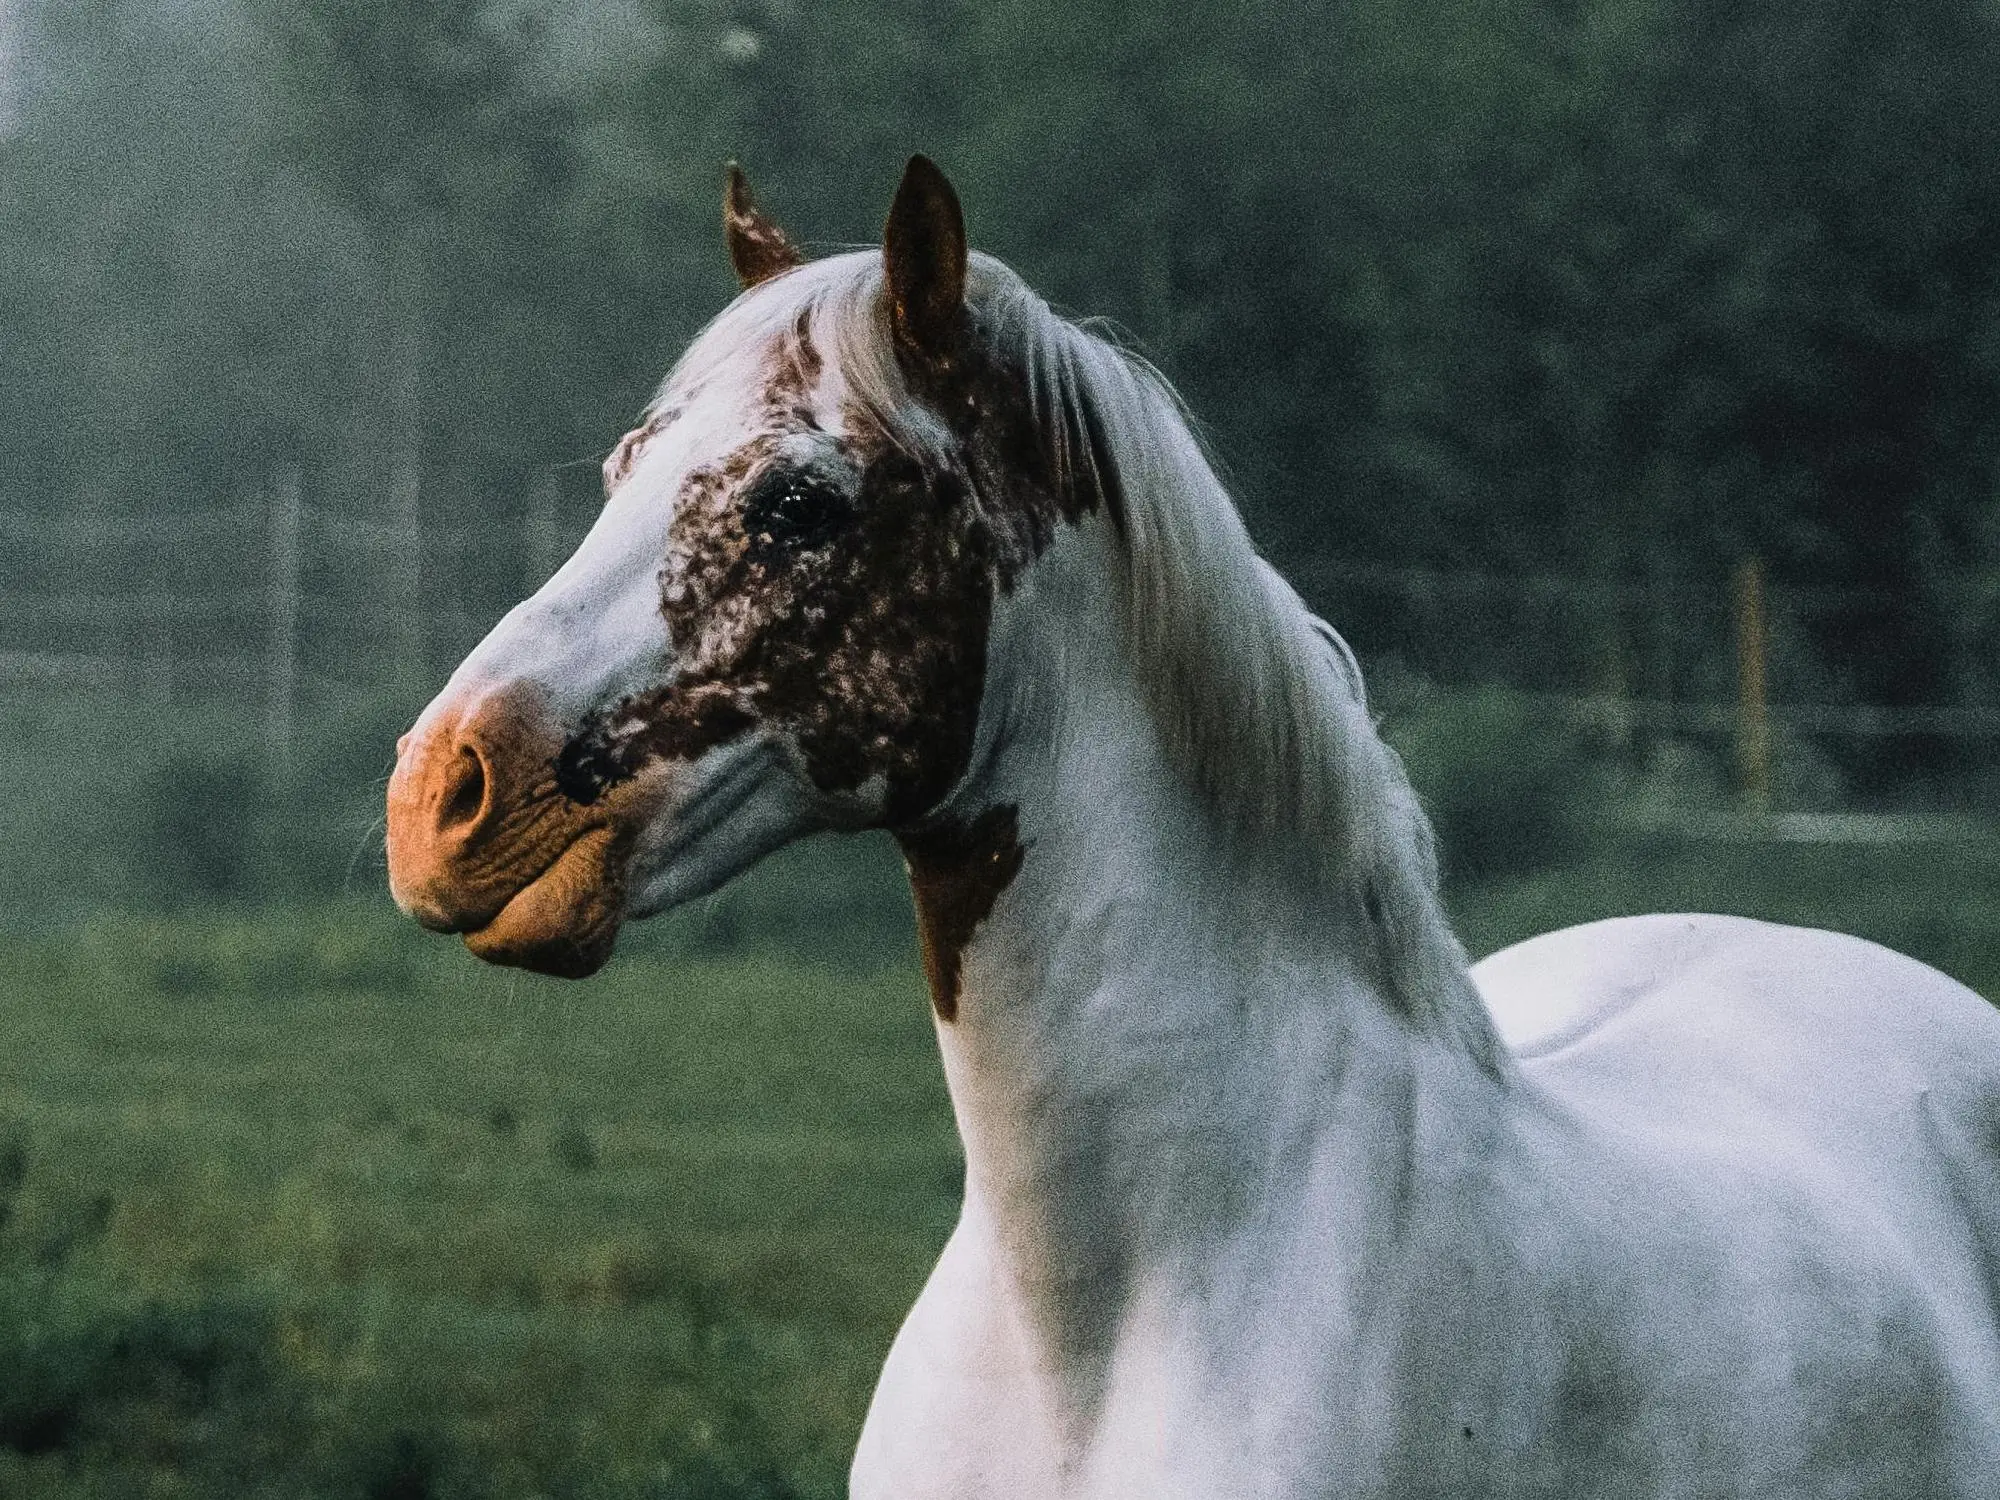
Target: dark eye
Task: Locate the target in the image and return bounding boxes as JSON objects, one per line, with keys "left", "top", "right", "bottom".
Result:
{"left": 742, "top": 468, "right": 852, "bottom": 560}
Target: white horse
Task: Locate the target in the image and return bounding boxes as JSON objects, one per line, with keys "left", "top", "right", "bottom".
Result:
{"left": 385, "top": 158, "right": 2000, "bottom": 1497}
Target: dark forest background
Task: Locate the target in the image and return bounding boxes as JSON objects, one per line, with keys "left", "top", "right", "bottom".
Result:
{"left": 2, "top": 0, "right": 1999, "bottom": 909}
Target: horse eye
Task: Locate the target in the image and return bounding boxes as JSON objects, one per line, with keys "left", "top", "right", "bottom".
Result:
{"left": 742, "top": 469, "right": 852, "bottom": 557}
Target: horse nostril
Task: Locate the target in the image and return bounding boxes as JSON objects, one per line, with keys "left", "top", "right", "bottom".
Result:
{"left": 438, "top": 744, "right": 489, "bottom": 834}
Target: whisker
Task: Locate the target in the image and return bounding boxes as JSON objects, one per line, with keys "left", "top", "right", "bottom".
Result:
{"left": 343, "top": 812, "right": 389, "bottom": 893}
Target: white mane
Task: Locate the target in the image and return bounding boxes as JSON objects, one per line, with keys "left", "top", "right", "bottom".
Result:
{"left": 656, "top": 251, "right": 1484, "bottom": 1040}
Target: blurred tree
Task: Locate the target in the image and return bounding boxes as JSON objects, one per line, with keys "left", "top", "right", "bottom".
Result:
{"left": 2, "top": 0, "right": 1998, "bottom": 906}
{"left": 250, "top": 0, "right": 586, "bottom": 677}
{"left": 1661, "top": 0, "right": 2000, "bottom": 738}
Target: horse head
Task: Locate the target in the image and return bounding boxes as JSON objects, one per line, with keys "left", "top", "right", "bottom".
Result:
{"left": 385, "top": 157, "right": 1110, "bottom": 978}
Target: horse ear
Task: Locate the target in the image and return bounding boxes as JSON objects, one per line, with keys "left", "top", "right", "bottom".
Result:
{"left": 883, "top": 155, "right": 967, "bottom": 358}
{"left": 725, "top": 162, "right": 803, "bottom": 289}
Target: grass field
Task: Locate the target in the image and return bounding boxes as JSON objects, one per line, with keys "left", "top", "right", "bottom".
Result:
{"left": 0, "top": 830, "right": 1997, "bottom": 1497}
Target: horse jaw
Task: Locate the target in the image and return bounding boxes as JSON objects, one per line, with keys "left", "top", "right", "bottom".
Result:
{"left": 621, "top": 739, "right": 859, "bottom": 918}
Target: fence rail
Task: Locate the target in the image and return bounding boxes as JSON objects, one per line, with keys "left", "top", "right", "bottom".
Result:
{"left": 1287, "top": 555, "right": 1904, "bottom": 614}
{"left": 3, "top": 485, "right": 1996, "bottom": 817}
{"left": 1516, "top": 692, "right": 2000, "bottom": 740}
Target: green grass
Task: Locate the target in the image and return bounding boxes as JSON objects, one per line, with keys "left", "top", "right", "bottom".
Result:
{"left": 0, "top": 830, "right": 1995, "bottom": 1497}
{"left": 0, "top": 880, "right": 953, "bottom": 1499}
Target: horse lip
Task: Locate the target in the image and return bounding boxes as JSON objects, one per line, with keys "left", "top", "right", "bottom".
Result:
{"left": 459, "top": 825, "right": 627, "bottom": 978}
{"left": 394, "top": 816, "right": 581, "bottom": 936}
{"left": 409, "top": 903, "right": 468, "bottom": 936}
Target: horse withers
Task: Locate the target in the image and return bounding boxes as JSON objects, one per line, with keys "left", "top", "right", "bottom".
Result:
{"left": 385, "top": 158, "right": 2000, "bottom": 1498}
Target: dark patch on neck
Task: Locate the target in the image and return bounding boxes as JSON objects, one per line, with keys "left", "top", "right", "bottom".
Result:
{"left": 897, "top": 804, "right": 1025, "bottom": 1021}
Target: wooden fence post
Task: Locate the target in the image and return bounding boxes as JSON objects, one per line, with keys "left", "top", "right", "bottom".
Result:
{"left": 265, "top": 462, "right": 302, "bottom": 788}
{"left": 1733, "top": 556, "right": 1772, "bottom": 815}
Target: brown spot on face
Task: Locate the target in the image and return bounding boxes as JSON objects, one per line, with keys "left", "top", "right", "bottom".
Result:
{"left": 898, "top": 804, "right": 1025, "bottom": 1020}
{"left": 902, "top": 329, "right": 1125, "bottom": 567}
{"left": 648, "top": 416, "right": 994, "bottom": 820}
{"left": 555, "top": 685, "right": 757, "bottom": 805}
{"left": 568, "top": 283, "right": 1122, "bottom": 840}
{"left": 765, "top": 309, "right": 823, "bottom": 426}
{"left": 603, "top": 403, "right": 682, "bottom": 496}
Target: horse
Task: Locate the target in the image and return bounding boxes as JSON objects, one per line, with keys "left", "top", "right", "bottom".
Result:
{"left": 384, "top": 157, "right": 2000, "bottom": 1498}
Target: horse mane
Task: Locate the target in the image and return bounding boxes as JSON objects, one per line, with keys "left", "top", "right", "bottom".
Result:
{"left": 656, "top": 252, "right": 1487, "bottom": 1044}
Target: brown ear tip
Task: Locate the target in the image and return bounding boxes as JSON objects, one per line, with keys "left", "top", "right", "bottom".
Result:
{"left": 889, "top": 156, "right": 966, "bottom": 251}
{"left": 899, "top": 154, "right": 955, "bottom": 200}
{"left": 723, "top": 164, "right": 804, "bottom": 288}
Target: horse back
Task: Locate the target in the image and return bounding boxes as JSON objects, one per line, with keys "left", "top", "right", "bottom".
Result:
{"left": 1476, "top": 912, "right": 1999, "bottom": 1104}
{"left": 1474, "top": 912, "right": 2000, "bottom": 1484}
{"left": 1476, "top": 914, "right": 2000, "bottom": 1216}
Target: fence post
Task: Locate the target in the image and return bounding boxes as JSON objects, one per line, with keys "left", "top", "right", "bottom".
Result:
{"left": 265, "top": 462, "right": 302, "bottom": 788}
{"left": 1733, "top": 556, "right": 1772, "bottom": 815}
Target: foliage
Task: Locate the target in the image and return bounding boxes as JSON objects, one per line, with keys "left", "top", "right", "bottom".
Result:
{"left": 0, "top": 0, "right": 1996, "bottom": 911}
{"left": 1384, "top": 685, "right": 1610, "bottom": 881}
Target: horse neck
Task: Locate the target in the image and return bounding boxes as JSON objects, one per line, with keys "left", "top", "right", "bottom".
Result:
{"left": 908, "top": 524, "right": 1516, "bottom": 1411}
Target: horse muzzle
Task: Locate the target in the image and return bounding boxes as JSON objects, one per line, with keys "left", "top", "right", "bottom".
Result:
{"left": 386, "top": 680, "right": 638, "bottom": 978}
